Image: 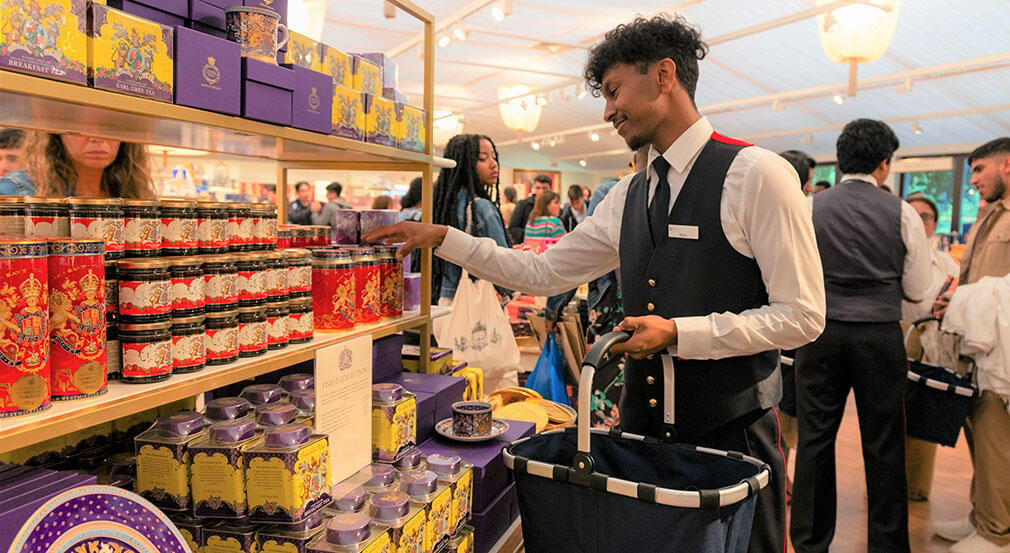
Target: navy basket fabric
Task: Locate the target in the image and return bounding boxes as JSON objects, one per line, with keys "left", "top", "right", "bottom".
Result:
{"left": 508, "top": 429, "right": 760, "bottom": 553}
{"left": 906, "top": 360, "right": 976, "bottom": 447}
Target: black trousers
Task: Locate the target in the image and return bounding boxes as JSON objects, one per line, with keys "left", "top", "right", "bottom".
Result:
{"left": 790, "top": 321, "right": 909, "bottom": 553}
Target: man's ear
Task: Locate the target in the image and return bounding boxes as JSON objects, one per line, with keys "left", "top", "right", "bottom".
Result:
{"left": 655, "top": 58, "right": 677, "bottom": 93}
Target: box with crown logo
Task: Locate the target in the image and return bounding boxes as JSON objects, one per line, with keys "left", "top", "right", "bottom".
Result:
{"left": 89, "top": 4, "right": 175, "bottom": 102}
{"left": 173, "top": 25, "right": 239, "bottom": 115}
{"left": 0, "top": 0, "right": 89, "bottom": 84}
{"left": 290, "top": 64, "right": 333, "bottom": 134}
{"left": 242, "top": 57, "right": 294, "bottom": 125}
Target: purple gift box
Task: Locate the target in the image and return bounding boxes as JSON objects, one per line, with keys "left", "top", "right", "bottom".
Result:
{"left": 471, "top": 484, "right": 518, "bottom": 553}
{"left": 382, "top": 88, "right": 408, "bottom": 104}
{"left": 358, "top": 210, "right": 398, "bottom": 239}
{"left": 414, "top": 391, "right": 436, "bottom": 443}
{"left": 290, "top": 65, "right": 334, "bottom": 134}
{"left": 332, "top": 209, "right": 359, "bottom": 244}
{"left": 355, "top": 53, "right": 397, "bottom": 90}
{"left": 381, "top": 372, "right": 467, "bottom": 424}
{"left": 173, "top": 25, "right": 240, "bottom": 115}
{"left": 404, "top": 272, "right": 421, "bottom": 311}
{"left": 242, "top": 57, "right": 294, "bottom": 125}
{"left": 373, "top": 333, "right": 404, "bottom": 383}
{"left": 0, "top": 0, "right": 88, "bottom": 84}
{"left": 109, "top": 0, "right": 187, "bottom": 26}
{"left": 188, "top": 0, "right": 226, "bottom": 31}
{"left": 0, "top": 472, "right": 97, "bottom": 553}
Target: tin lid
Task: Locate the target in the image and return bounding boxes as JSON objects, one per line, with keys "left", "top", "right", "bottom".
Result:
{"left": 66, "top": 197, "right": 124, "bottom": 206}
{"left": 330, "top": 483, "right": 367, "bottom": 513}
{"left": 118, "top": 321, "right": 173, "bottom": 332}
{"left": 283, "top": 248, "right": 312, "bottom": 260}
{"left": 123, "top": 199, "right": 161, "bottom": 207}
{"left": 326, "top": 513, "right": 371, "bottom": 546}
{"left": 239, "top": 384, "right": 285, "bottom": 405}
{"left": 255, "top": 402, "right": 299, "bottom": 427}
{"left": 287, "top": 389, "right": 315, "bottom": 412}
{"left": 0, "top": 195, "right": 26, "bottom": 204}
{"left": 197, "top": 201, "right": 230, "bottom": 210}
{"left": 171, "top": 314, "right": 206, "bottom": 325}
{"left": 47, "top": 238, "right": 105, "bottom": 256}
{"left": 263, "top": 423, "right": 311, "bottom": 448}
{"left": 209, "top": 419, "right": 256, "bottom": 443}
{"left": 117, "top": 258, "right": 171, "bottom": 270}
{"left": 372, "top": 383, "right": 403, "bottom": 403}
{"left": 373, "top": 245, "right": 398, "bottom": 259}
{"left": 160, "top": 198, "right": 197, "bottom": 209}
{"left": 399, "top": 470, "right": 438, "bottom": 500}
{"left": 311, "top": 248, "right": 350, "bottom": 260}
{"left": 426, "top": 454, "right": 462, "bottom": 478}
{"left": 23, "top": 196, "right": 64, "bottom": 204}
{"left": 350, "top": 247, "right": 375, "bottom": 257}
{"left": 359, "top": 463, "right": 396, "bottom": 489}
{"left": 393, "top": 448, "right": 424, "bottom": 471}
{"left": 278, "top": 373, "right": 314, "bottom": 392}
{"left": 156, "top": 411, "right": 205, "bottom": 438}
{"left": 204, "top": 397, "right": 253, "bottom": 421}
{"left": 368, "top": 491, "right": 410, "bottom": 522}
{"left": 201, "top": 253, "right": 237, "bottom": 264}
{"left": 167, "top": 256, "right": 203, "bottom": 267}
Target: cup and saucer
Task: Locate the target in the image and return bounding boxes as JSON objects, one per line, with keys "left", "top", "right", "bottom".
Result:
{"left": 435, "top": 401, "right": 509, "bottom": 442}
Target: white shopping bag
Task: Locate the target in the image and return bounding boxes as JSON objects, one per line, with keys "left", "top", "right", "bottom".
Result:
{"left": 436, "top": 269, "right": 520, "bottom": 392}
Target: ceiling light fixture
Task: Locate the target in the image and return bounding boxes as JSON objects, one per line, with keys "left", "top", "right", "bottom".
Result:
{"left": 817, "top": 0, "right": 902, "bottom": 96}
{"left": 832, "top": 92, "right": 845, "bottom": 105}
{"left": 452, "top": 27, "right": 468, "bottom": 41}
{"left": 490, "top": 0, "right": 512, "bottom": 22}
{"left": 589, "top": 132, "right": 600, "bottom": 142}
{"left": 912, "top": 121, "right": 923, "bottom": 135}
{"left": 498, "top": 85, "right": 541, "bottom": 132}
{"left": 437, "top": 35, "right": 451, "bottom": 48}
{"left": 579, "top": 159, "right": 587, "bottom": 167}
{"left": 531, "top": 141, "right": 541, "bottom": 150}
{"left": 536, "top": 94, "right": 548, "bottom": 107}
{"left": 548, "top": 138, "right": 557, "bottom": 147}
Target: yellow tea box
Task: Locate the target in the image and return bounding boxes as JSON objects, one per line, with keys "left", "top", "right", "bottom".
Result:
{"left": 308, "top": 513, "right": 391, "bottom": 553}
{"left": 426, "top": 454, "right": 471, "bottom": 551}
{"left": 257, "top": 509, "right": 327, "bottom": 553}
{"left": 88, "top": 3, "right": 174, "bottom": 102}
{"left": 351, "top": 55, "right": 380, "bottom": 96}
{"left": 285, "top": 31, "right": 320, "bottom": 71}
{"left": 319, "top": 44, "right": 351, "bottom": 90}
{"left": 421, "top": 483, "right": 453, "bottom": 553}
{"left": 371, "top": 384, "right": 416, "bottom": 463}
{"left": 203, "top": 521, "right": 261, "bottom": 553}
{"left": 135, "top": 411, "right": 207, "bottom": 511}
{"left": 447, "top": 525, "right": 474, "bottom": 553}
{"left": 449, "top": 466, "right": 473, "bottom": 534}
{"left": 395, "top": 103, "right": 426, "bottom": 153}
{"left": 244, "top": 423, "right": 333, "bottom": 524}
{"left": 0, "top": 0, "right": 88, "bottom": 84}
{"left": 364, "top": 94, "right": 396, "bottom": 148}
{"left": 190, "top": 418, "right": 261, "bottom": 519}
{"left": 332, "top": 85, "right": 365, "bottom": 141}
{"left": 452, "top": 367, "right": 484, "bottom": 402}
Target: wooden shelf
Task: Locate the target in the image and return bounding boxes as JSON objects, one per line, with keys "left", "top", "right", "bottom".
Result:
{"left": 0, "top": 70, "right": 433, "bottom": 166}
{"left": 0, "top": 310, "right": 432, "bottom": 454}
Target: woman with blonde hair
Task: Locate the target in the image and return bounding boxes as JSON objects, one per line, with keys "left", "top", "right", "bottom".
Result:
{"left": 0, "top": 132, "right": 155, "bottom": 198}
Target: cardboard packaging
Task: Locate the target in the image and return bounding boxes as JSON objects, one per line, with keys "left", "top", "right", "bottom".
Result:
{"left": 242, "top": 57, "right": 294, "bottom": 125}
{"left": 355, "top": 52, "right": 396, "bottom": 90}
{"left": 108, "top": 0, "right": 187, "bottom": 27}
{"left": 285, "top": 31, "right": 320, "bottom": 70}
{"left": 291, "top": 65, "right": 333, "bottom": 134}
{"left": 351, "top": 54, "right": 380, "bottom": 96}
{"left": 331, "top": 85, "right": 366, "bottom": 140}
{"left": 414, "top": 390, "right": 437, "bottom": 444}
{"left": 382, "top": 87, "right": 408, "bottom": 104}
{"left": 244, "top": 423, "right": 332, "bottom": 523}
{"left": 373, "top": 333, "right": 405, "bottom": 383}
{"left": 173, "top": 25, "right": 240, "bottom": 115}
{"left": 0, "top": 0, "right": 88, "bottom": 84}
{"left": 319, "top": 44, "right": 351, "bottom": 90}
{"left": 470, "top": 484, "right": 517, "bottom": 553}
{"left": 396, "top": 103, "right": 426, "bottom": 153}
{"left": 401, "top": 345, "right": 454, "bottom": 375}
{"left": 188, "top": 0, "right": 226, "bottom": 36}
{"left": 382, "top": 371, "right": 467, "bottom": 424}
{"left": 364, "top": 93, "right": 396, "bottom": 147}
{"left": 89, "top": 3, "right": 175, "bottom": 102}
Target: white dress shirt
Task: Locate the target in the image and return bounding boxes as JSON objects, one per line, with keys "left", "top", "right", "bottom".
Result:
{"left": 437, "top": 117, "right": 826, "bottom": 360}
{"left": 901, "top": 245, "right": 959, "bottom": 322}
{"left": 838, "top": 173, "right": 935, "bottom": 306}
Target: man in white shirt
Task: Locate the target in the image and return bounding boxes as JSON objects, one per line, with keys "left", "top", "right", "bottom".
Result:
{"left": 790, "top": 119, "right": 933, "bottom": 553}
{"left": 364, "top": 15, "right": 825, "bottom": 553}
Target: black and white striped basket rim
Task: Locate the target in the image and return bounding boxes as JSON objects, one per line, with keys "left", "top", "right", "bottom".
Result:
{"left": 906, "top": 368, "right": 978, "bottom": 398}
{"left": 502, "top": 427, "right": 771, "bottom": 509}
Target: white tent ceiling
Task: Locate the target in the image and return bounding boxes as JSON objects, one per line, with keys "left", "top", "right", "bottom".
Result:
{"left": 317, "top": 0, "right": 1010, "bottom": 172}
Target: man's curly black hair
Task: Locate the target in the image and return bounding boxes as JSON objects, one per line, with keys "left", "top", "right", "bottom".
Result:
{"left": 583, "top": 14, "right": 708, "bottom": 102}
{"left": 836, "top": 119, "right": 899, "bottom": 175}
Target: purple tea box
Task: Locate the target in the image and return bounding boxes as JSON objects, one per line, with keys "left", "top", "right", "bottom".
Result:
{"left": 331, "top": 86, "right": 366, "bottom": 141}
{"left": 364, "top": 93, "right": 396, "bottom": 147}
{"left": 242, "top": 57, "right": 294, "bottom": 125}
{"left": 351, "top": 54, "right": 380, "bottom": 96}
{"left": 396, "top": 103, "right": 426, "bottom": 153}
{"left": 89, "top": 3, "right": 175, "bottom": 102}
{"left": 470, "top": 483, "right": 517, "bottom": 553}
{"left": 373, "top": 333, "right": 405, "bottom": 383}
{"left": 198, "top": 0, "right": 233, "bottom": 8}
{"left": 414, "top": 390, "right": 436, "bottom": 443}
{"left": 382, "top": 87, "right": 408, "bottom": 104}
{"left": 173, "top": 25, "right": 240, "bottom": 115}
{"left": 108, "top": 0, "right": 187, "bottom": 26}
{"left": 290, "top": 65, "right": 333, "bottom": 134}
{"left": 404, "top": 272, "right": 421, "bottom": 311}
{"left": 359, "top": 209, "right": 398, "bottom": 238}
{"left": 0, "top": 471, "right": 86, "bottom": 511}
{"left": 330, "top": 209, "right": 358, "bottom": 244}
{"left": 0, "top": 473, "right": 96, "bottom": 553}
{"left": 188, "top": 0, "right": 225, "bottom": 31}
{"left": 381, "top": 371, "right": 466, "bottom": 423}
{"left": 355, "top": 52, "right": 397, "bottom": 90}
{"left": 243, "top": 0, "right": 287, "bottom": 44}
{"left": 0, "top": 0, "right": 88, "bottom": 84}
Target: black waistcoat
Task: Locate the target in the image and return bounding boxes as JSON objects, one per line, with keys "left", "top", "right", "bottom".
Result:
{"left": 618, "top": 136, "right": 780, "bottom": 441}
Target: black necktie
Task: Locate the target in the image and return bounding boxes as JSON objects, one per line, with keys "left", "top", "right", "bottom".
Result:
{"left": 649, "top": 156, "right": 671, "bottom": 245}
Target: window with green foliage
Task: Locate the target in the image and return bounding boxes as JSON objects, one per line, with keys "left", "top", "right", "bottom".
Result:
{"left": 813, "top": 164, "right": 837, "bottom": 187}
{"left": 901, "top": 170, "right": 955, "bottom": 235}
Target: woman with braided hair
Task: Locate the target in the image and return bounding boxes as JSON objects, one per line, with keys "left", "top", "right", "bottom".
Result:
{"left": 431, "top": 134, "right": 512, "bottom": 305}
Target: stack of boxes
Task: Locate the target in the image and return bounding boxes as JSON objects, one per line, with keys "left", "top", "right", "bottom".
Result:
{"left": 0, "top": 463, "right": 98, "bottom": 553}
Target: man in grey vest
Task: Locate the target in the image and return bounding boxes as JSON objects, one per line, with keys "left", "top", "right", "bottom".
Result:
{"left": 364, "top": 15, "right": 826, "bottom": 553}
{"left": 790, "top": 119, "right": 933, "bottom": 553}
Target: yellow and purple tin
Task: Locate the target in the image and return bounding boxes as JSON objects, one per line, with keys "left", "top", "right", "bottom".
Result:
{"left": 244, "top": 422, "right": 332, "bottom": 524}
{"left": 371, "top": 383, "right": 417, "bottom": 463}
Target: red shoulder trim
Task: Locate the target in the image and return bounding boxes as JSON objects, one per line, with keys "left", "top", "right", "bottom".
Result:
{"left": 710, "top": 131, "right": 753, "bottom": 147}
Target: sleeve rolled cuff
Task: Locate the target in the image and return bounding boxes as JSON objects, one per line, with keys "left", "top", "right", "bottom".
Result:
{"left": 668, "top": 316, "right": 712, "bottom": 359}
{"left": 435, "top": 226, "right": 474, "bottom": 264}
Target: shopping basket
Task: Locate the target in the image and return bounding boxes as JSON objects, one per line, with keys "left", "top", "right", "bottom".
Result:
{"left": 503, "top": 331, "right": 770, "bottom": 553}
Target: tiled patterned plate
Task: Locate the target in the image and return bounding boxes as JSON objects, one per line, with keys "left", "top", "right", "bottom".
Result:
{"left": 434, "top": 418, "right": 509, "bottom": 443}
{"left": 8, "top": 484, "right": 191, "bottom": 553}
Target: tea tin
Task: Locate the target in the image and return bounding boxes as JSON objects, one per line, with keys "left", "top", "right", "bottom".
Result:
{"left": 0, "top": 239, "right": 50, "bottom": 417}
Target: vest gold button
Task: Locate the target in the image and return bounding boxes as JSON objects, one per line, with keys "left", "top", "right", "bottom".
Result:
{"left": 646, "top": 376, "right": 655, "bottom": 385}
{"left": 647, "top": 302, "right": 655, "bottom": 312}
{"left": 648, "top": 279, "right": 656, "bottom": 287}
{"left": 649, "top": 399, "right": 658, "bottom": 408}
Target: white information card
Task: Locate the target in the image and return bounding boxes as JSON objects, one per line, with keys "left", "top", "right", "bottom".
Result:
{"left": 315, "top": 334, "right": 373, "bottom": 484}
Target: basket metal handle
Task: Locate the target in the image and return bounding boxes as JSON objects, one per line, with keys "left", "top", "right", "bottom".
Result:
{"left": 573, "top": 331, "right": 630, "bottom": 481}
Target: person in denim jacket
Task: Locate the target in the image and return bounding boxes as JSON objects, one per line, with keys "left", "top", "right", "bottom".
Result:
{"left": 432, "top": 134, "right": 512, "bottom": 304}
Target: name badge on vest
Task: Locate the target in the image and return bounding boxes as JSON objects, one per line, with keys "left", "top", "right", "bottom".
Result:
{"left": 668, "top": 224, "right": 699, "bottom": 240}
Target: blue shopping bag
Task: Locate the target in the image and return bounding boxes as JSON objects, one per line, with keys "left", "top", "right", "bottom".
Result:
{"left": 526, "top": 333, "right": 570, "bottom": 405}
